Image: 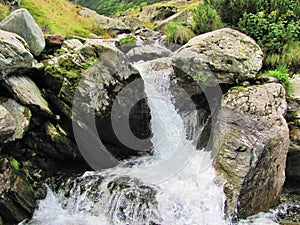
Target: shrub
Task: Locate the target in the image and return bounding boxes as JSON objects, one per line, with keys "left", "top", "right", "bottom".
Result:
{"left": 192, "top": 3, "right": 223, "bottom": 34}
{"left": 164, "top": 22, "right": 195, "bottom": 45}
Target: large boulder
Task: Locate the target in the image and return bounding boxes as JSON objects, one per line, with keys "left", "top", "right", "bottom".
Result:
{"left": 0, "top": 157, "right": 37, "bottom": 224}
{"left": 172, "top": 28, "right": 263, "bottom": 87}
{"left": 0, "top": 105, "right": 15, "bottom": 143}
{"left": 0, "top": 97, "right": 31, "bottom": 142}
{"left": 3, "top": 75, "right": 52, "bottom": 116}
{"left": 0, "top": 8, "right": 45, "bottom": 56}
{"left": 0, "top": 29, "right": 33, "bottom": 79}
{"left": 31, "top": 39, "right": 151, "bottom": 161}
{"left": 211, "top": 83, "right": 290, "bottom": 218}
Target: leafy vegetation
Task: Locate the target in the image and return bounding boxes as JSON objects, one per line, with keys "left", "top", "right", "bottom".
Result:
{"left": 202, "top": 0, "right": 300, "bottom": 72}
{"left": 262, "top": 66, "right": 291, "bottom": 90}
{"left": 192, "top": 3, "right": 223, "bottom": 34}
{"left": 69, "top": 0, "right": 162, "bottom": 16}
{"left": 164, "top": 22, "right": 195, "bottom": 45}
{"left": 20, "top": 0, "right": 103, "bottom": 37}
{"left": 0, "top": 3, "right": 10, "bottom": 21}
{"left": 119, "top": 36, "right": 137, "bottom": 45}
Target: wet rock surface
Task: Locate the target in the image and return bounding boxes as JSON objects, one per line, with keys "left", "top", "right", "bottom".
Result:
{"left": 212, "top": 83, "right": 290, "bottom": 219}
{"left": 0, "top": 157, "right": 37, "bottom": 224}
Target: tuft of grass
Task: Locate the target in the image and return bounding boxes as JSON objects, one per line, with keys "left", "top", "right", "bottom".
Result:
{"left": 265, "top": 42, "right": 300, "bottom": 73}
{"left": 164, "top": 21, "right": 195, "bottom": 45}
{"left": 20, "top": 0, "right": 102, "bottom": 37}
{"left": 264, "top": 66, "right": 291, "bottom": 90}
{"left": 119, "top": 36, "right": 137, "bottom": 45}
{"left": 232, "top": 86, "right": 246, "bottom": 92}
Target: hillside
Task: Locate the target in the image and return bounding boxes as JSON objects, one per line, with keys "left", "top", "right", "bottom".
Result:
{"left": 0, "top": 0, "right": 100, "bottom": 37}
{"left": 69, "top": 0, "right": 163, "bottom": 15}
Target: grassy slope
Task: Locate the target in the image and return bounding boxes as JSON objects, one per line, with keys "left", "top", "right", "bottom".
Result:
{"left": 18, "top": 0, "right": 98, "bottom": 37}
{"left": 69, "top": 0, "right": 163, "bottom": 16}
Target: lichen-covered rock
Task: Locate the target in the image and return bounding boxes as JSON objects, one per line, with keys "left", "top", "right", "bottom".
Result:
{"left": 3, "top": 75, "right": 52, "bottom": 116}
{"left": 0, "top": 97, "right": 31, "bottom": 142}
{"left": 172, "top": 28, "right": 263, "bottom": 87}
{"left": 0, "top": 105, "right": 15, "bottom": 143}
{"left": 212, "top": 83, "right": 290, "bottom": 218}
{"left": 0, "top": 157, "right": 37, "bottom": 224}
{"left": 126, "top": 45, "right": 171, "bottom": 62}
{"left": 0, "top": 8, "right": 45, "bottom": 56}
{"left": 0, "top": 29, "right": 34, "bottom": 79}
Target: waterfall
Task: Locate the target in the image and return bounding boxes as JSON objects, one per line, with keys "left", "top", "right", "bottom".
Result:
{"left": 25, "top": 57, "right": 227, "bottom": 225}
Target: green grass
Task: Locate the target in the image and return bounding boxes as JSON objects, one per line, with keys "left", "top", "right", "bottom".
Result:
{"left": 262, "top": 66, "right": 291, "bottom": 91}
{"left": 20, "top": 0, "right": 101, "bottom": 37}
{"left": 164, "top": 22, "right": 195, "bottom": 45}
{"left": 0, "top": 3, "right": 10, "bottom": 21}
{"left": 10, "top": 158, "right": 20, "bottom": 170}
{"left": 119, "top": 36, "right": 137, "bottom": 45}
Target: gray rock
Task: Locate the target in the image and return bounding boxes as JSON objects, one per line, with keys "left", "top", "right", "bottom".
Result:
{"left": 0, "top": 157, "right": 37, "bottom": 224}
{"left": 0, "top": 29, "right": 33, "bottom": 79}
{"left": 172, "top": 28, "right": 263, "bottom": 87}
{"left": 3, "top": 75, "right": 52, "bottom": 116}
{"left": 126, "top": 45, "right": 171, "bottom": 62}
{"left": 285, "top": 75, "right": 300, "bottom": 191}
{"left": 0, "top": 8, "right": 45, "bottom": 56}
{"left": 79, "top": 8, "right": 130, "bottom": 33}
{"left": 0, "top": 98, "right": 31, "bottom": 142}
{"left": 42, "top": 41, "right": 151, "bottom": 160}
{"left": 0, "top": 105, "right": 15, "bottom": 143}
{"left": 289, "top": 74, "right": 300, "bottom": 101}
{"left": 212, "top": 83, "right": 290, "bottom": 218}
{"left": 139, "top": 5, "right": 177, "bottom": 22}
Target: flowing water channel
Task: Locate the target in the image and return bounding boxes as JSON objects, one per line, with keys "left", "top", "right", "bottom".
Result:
{"left": 24, "top": 52, "right": 283, "bottom": 225}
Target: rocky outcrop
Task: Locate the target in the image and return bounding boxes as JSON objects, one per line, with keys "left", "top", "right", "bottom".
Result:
{"left": 3, "top": 75, "right": 52, "bottom": 116}
{"left": 0, "top": 29, "right": 34, "bottom": 79}
{"left": 0, "top": 157, "right": 37, "bottom": 224}
{"left": 286, "top": 74, "right": 300, "bottom": 191}
{"left": 212, "top": 83, "right": 290, "bottom": 219}
{"left": 154, "top": 10, "right": 193, "bottom": 30}
{"left": 79, "top": 8, "right": 131, "bottom": 33}
{"left": 172, "top": 28, "right": 263, "bottom": 87}
{"left": 139, "top": 5, "right": 177, "bottom": 22}
{"left": 0, "top": 8, "right": 45, "bottom": 56}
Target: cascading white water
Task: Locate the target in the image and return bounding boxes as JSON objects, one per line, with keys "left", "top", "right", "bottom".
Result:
{"left": 27, "top": 54, "right": 285, "bottom": 225}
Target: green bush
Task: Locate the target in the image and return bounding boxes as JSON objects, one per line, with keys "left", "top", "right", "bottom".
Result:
{"left": 192, "top": 3, "right": 223, "bottom": 34}
{"left": 164, "top": 22, "right": 195, "bottom": 45}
